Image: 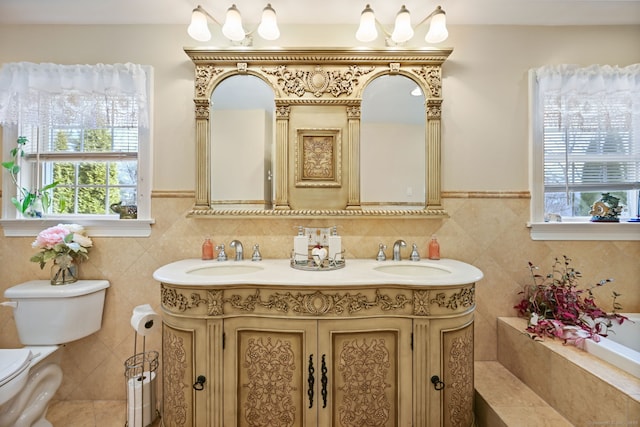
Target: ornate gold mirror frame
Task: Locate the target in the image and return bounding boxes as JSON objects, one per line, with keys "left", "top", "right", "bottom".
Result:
{"left": 184, "top": 48, "right": 452, "bottom": 218}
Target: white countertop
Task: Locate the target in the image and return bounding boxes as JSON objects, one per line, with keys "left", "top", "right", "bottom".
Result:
{"left": 153, "top": 258, "right": 483, "bottom": 287}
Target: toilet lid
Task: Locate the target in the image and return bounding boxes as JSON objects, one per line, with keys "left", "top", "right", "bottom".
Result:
{"left": 0, "top": 349, "right": 32, "bottom": 386}
{"left": 4, "top": 279, "right": 109, "bottom": 299}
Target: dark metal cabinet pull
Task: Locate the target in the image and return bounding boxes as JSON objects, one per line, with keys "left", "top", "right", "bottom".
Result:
{"left": 430, "top": 375, "right": 445, "bottom": 391}
{"left": 193, "top": 375, "right": 206, "bottom": 391}
{"left": 321, "top": 354, "right": 328, "bottom": 408}
{"left": 308, "top": 354, "right": 315, "bottom": 408}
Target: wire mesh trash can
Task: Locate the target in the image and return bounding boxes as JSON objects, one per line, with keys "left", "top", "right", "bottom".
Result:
{"left": 124, "top": 350, "right": 159, "bottom": 427}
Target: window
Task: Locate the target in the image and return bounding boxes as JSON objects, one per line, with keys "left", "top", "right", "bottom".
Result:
{"left": 0, "top": 62, "right": 153, "bottom": 236}
{"left": 529, "top": 64, "right": 640, "bottom": 240}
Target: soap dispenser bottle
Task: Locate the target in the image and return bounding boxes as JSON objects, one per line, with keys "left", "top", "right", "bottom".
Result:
{"left": 202, "top": 237, "right": 214, "bottom": 260}
{"left": 428, "top": 235, "right": 440, "bottom": 260}
{"left": 328, "top": 226, "right": 342, "bottom": 261}
{"left": 294, "top": 226, "right": 308, "bottom": 263}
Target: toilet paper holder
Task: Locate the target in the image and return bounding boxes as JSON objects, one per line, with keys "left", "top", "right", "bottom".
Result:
{"left": 130, "top": 304, "right": 160, "bottom": 337}
{"left": 125, "top": 304, "right": 161, "bottom": 426}
{"left": 124, "top": 351, "right": 159, "bottom": 427}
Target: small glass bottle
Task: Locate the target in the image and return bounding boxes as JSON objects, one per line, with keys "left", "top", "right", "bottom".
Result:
{"left": 428, "top": 235, "right": 440, "bottom": 260}
{"left": 202, "top": 238, "right": 214, "bottom": 260}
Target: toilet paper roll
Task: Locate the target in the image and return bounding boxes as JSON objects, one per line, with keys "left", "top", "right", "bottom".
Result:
{"left": 130, "top": 304, "right": 160, "bottom": 336}
{"left": 127, "top": 371, "right": 156, "bottom": 426}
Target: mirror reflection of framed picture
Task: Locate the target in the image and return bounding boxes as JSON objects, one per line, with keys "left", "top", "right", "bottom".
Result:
{"left": 295, "top": 128, "right": 342, "bottom": 187}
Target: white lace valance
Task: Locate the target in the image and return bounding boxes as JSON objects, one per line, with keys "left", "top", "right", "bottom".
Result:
{"left": 533, "top": 63, "right": 640, "bottom": 95}
{"left": 0, "top": 62, "right": 151, "bottom": 128}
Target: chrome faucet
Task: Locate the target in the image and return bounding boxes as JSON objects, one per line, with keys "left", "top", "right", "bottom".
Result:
{"left": 392, "top": 239, "right": 407, "bottom": 261}
{"left": 230, "top": 240, "right": 244, "bottom": 261}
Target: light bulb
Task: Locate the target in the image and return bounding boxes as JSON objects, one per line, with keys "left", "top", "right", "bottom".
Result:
{"left": 391, "top": 5, "right": 414, "bottom": 44}
{"left": 187, "top": 6, "right": 212, "bottom": 42}
{"left": 222, "top": 4, "right": 246, "bottom": 42}
{"left": 425, "top": 6, "right": 448, "bottom": 44}
{"left": 356, "top": 4, "right": 378, "bottom": 42}
{"left": 258, "top": 3, "right": 280, "bottom": 40}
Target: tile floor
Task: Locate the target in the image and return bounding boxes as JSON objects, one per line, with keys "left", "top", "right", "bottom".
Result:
{"left": 47, "top": 400, "right": 162, "bottom": 427}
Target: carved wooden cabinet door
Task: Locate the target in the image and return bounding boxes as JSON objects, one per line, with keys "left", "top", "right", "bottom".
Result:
{"left": 223, "top": 317, "right": 318, "bottom": 427}
{"left": 418, "top": 314, "right": 475, "bottom": 427}
{"left": 317, "top": 317, "right": 413, "bottom": 427}
{"left": 222, "top": 316, "right": 413, "bottom": 427}
{"left": 162, "top": 317, "right": 211, "bottom": 427}
{"left": 440, "top": 320, "right": 474, "bottom": 427}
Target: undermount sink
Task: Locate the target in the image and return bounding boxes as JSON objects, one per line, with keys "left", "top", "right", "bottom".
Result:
{"left": 374, "top": 263, "right": 451, "bottom": 277}
{"left": 187, "top": 264, "right": 264, "bottom": 276}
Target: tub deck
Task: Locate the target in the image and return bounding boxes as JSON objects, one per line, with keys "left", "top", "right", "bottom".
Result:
{"left": 492, "top": 317, "right": 639, "bottom": 426}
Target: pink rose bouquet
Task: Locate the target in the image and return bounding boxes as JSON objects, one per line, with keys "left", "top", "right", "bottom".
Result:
{"left": 30, "top": 224, "right": 93, "bottom": 269}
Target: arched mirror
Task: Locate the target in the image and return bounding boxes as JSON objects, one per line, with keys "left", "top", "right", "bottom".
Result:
{"left": 361, "top": 75, "right": 425, "bottom": 208}
{"left": 210, "top": 75, "right": 275, "bottom": 209}
{"left": 185, "top": 48, "right": 451, "bottom": 217}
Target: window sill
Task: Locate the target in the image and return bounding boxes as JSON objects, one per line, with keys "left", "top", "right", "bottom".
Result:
{"left": 528, "top": 220, "right": 640, "bottom": 241}
{"left": 1, "top": 217, "right": 155, "bottom": 237}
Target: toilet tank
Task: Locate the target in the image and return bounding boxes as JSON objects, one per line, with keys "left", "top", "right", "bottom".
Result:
{"left": 3, "top": 280, "right": 110, "bottom": 345}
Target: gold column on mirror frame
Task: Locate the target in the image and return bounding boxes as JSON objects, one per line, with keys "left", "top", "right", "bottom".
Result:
{"left": 274, "top": 103, "right": 291, "bottom": 210}
{"left": 195, "top": 98, "right": 211, "bottom": 208}
{"left": 426, "top": 98, "right": 443, "bottom": 210}
{"left": 346, "top": 103, "right": 362, "bottom": 210}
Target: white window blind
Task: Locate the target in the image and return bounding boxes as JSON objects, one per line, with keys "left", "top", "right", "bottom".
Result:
{"left": 532, "top": 64, "right": 640, "bottom": 220}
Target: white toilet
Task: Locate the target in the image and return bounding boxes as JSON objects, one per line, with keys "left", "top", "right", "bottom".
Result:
{"left": 0, "top": 279, "right": 110, "bottom": 427}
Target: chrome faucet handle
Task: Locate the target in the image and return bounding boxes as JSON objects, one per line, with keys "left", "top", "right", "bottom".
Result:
{"left": 410, "top": 243, "right": 420, "bottom": 261}
{"left": 376, "top": 243, "right": 387, "bottom": 261}
{"left": 252, "top": 244, "right": 262, "bottom": 261}
{"left": 230, "top": 240, "right": 244, "bottom": 261}
{"left": 215, "top": 244, "right": 227, "bottom": 261}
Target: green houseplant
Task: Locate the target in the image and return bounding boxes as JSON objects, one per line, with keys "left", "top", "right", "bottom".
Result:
{"left": 2, "top": 136, "right": 58, "bottom": 217}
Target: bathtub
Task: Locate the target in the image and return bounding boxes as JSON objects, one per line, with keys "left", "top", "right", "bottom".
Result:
{"left": 584, "top": 313, "right": 640, "bottom": 379}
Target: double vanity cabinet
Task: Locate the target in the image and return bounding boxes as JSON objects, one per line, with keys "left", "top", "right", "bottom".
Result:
{"left": 154, "top": 259, "right": 483, "bottom": 427}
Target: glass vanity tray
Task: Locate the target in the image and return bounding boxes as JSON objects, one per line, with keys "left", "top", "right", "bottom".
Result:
{"left": 290, "top": 252, "right": 346, "bottom": 271}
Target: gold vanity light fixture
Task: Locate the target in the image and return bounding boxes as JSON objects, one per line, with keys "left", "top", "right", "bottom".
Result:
{"left": 356, "top": 4, "right": 448, "bottom": 45}
{"left": 188, "top": 3, "right": 280, "bottom": 43}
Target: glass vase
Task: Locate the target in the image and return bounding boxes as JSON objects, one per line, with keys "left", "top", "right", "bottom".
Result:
{"left": 50, "top": 257, "right": 78, "bottom": 285}
{"left": 26, "top": 196, "right": 44, "bottom": 218}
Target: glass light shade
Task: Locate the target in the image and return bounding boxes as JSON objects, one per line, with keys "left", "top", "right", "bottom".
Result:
{"left": 258, "top": 3, "right": 280, "bottom": 40}
{"left": 425, "top": 8, "right": 448, "bottom": 43}
{"left": 356, "top": 4, "right": 378, "bottom": 42}
{"left": 187, "top": 7, "right": 212, "bottom": 42}
{"left": 391, "top": 5, "right": 414, "bottom": 44}
{"left": 222, "top": 4, "right": 246, "bottom": 42}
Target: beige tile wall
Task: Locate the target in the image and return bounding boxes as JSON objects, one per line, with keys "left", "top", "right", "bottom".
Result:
{"left": 0, "top": 195, "right": 638, "bottom": 401}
